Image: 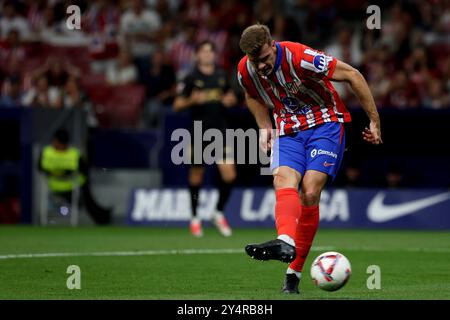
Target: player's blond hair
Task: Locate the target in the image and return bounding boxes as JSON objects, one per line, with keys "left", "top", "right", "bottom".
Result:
{"left": 239, "top": 24, "right": 272, "bottom": 56}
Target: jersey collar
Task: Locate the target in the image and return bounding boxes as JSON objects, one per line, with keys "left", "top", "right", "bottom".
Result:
{"left": 273, "top": 42, "right": 282, "bottom": 73}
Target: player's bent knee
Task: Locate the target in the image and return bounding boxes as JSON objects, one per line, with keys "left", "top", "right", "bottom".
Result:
{"left": 301, "top": 191, "right": 321, "bottom": 206}
{"left": 273, "top": 174, "right": 286, "bottom": 190}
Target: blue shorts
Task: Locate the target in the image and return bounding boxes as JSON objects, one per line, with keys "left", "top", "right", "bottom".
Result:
{"left": 270, "top": 122, "right": 346, "bottom": 181}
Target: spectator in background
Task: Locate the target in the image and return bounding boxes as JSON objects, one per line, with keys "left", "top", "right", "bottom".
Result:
{"left": 227, "top": 4, "right": 252, "bottom": 67}
{"left": 383, "top": 71, "right": 421, "bottom": 109}
{"left": 0, "top": 2, "right": 31, "bottom": 41}
{"left": 22, "top": 75, "right": 62, "bottom": 108}
{"left": 62, "top": 76, "right": 98, "bottom": 127}
{"left": 26, "top": 0, "right": 47, "bottom": 35}
{"left": 31, "top": 56, "right": 81, "bottom": 88}
{"left": 325, "top": 25, "right": 363, "bottom": 104}
{"left": 253, "top": 0, "right": 276, "bottom": 31}
{"left": 168, "top": 20, "right": 197, "bottom": 80}
{"left": 423, "top": 78, "right": 449, "bottom": 109}
{"left": 182, "top": 0, "right": 210, "bottom": 26}
{"left": 367, "top": 62, "right": 391, "bottom": 107}
{"left": 325, "top": 25, "right": 363, "bottom": 67}
{"left": 271, "top": 14, "right": 301, "bottom": 43}
{"left": 0, "top": 29, "right": 28, "bottom": 68}
{"left": 0, "top": 75, "right": 24, "bottom": 108}
{"left": 284, "top": 0, "right": 322, "bottom": 48}
{"left": 197, "top": 15, "right": 230, "bottom": 70}
{"left": 405, "top": 47, "right": 435, "bottom": 96}
{"left": 33, "top": 2, "right": 88, "bottom": 46}
{"left": 215, "top": 0, "right": 247, "bottom": 30}
{"left": 151, "top": 0, "right": 180, "bottom": 22}
{"left": 0, "top": 29, "right": 29, "bottom": 78}
{"left": 105, "top": 49, "right": 138, "bottom": 85}
{"left": 119, "top": 0, "right": 161, "bottom": 80}
{"left": 83, "top": 0, "right": 121, "bottom": 73}
{"left": 34, "top": 4, "right": 62, "bottom": 43}
{"left": 62, "top": 76, "right": 86, "bottom": 109}
{"left": 141, "top": 47, "right": 176, "bottom": 127}
{"left": 33, "top": 5, "right": 56, "bottom": 41}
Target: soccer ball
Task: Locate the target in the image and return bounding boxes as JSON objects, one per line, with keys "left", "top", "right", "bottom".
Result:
{"left": 310, "top": 251, "right": 351, "bottom": 291}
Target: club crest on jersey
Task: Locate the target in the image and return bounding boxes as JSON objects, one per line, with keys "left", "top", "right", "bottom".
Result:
{"left": 283, "top": 80, "right": 302, "bottom": 95}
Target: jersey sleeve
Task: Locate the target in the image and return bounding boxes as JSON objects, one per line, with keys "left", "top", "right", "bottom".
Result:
{"left": 296, "top": 45, "right": 337, "bottom": 80}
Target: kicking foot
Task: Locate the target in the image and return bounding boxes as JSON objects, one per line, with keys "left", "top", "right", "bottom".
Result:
{"left": 245, "top": 239, "right": 296, "bottom": 263}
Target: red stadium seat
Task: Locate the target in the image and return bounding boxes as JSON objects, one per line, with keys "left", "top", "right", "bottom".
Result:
{"left": 81, "top": 73, "right": 106, "bottom": 93}
{"left": 88, "top": 84, "right": 146, "bottom": 128}
{"left": 105, "top": 84, "right": 146, "bottom": 128}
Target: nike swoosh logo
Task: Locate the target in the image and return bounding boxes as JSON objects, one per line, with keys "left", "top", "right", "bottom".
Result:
{"left": 367, "top": 191, "right": 450, "bottom": 222}
{"left": 323, "top": 162, "right": 335, "bottom": 167}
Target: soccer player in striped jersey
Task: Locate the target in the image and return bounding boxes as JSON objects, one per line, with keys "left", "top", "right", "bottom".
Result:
{"left": 237, "top": 24, "right": 382, "bottom": 294}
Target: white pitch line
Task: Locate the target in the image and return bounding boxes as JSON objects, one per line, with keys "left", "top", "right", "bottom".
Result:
{"left": 0, "top": 246, "right": 449, "bottom": 260}
{"left": 0, "top": 248, "right": 243, "bottom": 260}
{"left": 0, "top": 246, "right": 335, "bottom": 260}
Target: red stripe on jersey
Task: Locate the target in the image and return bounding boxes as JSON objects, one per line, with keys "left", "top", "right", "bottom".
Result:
{"left": 238, "top": 59, "right": 262, "bottom": 105}
{"left": 301, "top": 77, "right": 335, "bottom": 107}
{"left": 261, "top": 76, "right": 283, "bottom": 109}
{"left": 302, "top": 50, "right": 315, "bottom": 63}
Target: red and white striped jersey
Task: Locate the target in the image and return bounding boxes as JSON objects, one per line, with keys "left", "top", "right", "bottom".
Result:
{"left": 237, "top": 41, "right": 351, "bottom": 136}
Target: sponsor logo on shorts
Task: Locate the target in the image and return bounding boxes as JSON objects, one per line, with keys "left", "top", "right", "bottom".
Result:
{"left": 311, "top": 149, "right": 338, "bottom": 159}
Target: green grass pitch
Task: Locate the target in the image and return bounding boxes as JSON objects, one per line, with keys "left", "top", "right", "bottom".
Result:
{"left": 0, "top": 226, "right": 449, "bottom": 300}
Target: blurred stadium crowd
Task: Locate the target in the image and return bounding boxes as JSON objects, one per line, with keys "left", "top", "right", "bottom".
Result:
{"left": 0, "top": 0, "right": 448, "bottom": 129}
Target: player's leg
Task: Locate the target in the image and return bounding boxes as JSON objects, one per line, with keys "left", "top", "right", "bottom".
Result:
{"left": 283, "top": 122, "right": 346, "bottom": 293}
{"left": 214, "top": 162, "right": 236, "bottom": 236}
{"left": 282, "top": 170, "right": 327, "bottom": 293}
{"left": 189, "top": 165, "right": 204, "bottom": 237}
{"left": 273, "top": 165, "right": 302, "bottom": 247}
{"left": 245, "top": 165, "right": 302, "bottom": 262}
{"left": 245, "top": 133, "right": 307, "bottom": 263}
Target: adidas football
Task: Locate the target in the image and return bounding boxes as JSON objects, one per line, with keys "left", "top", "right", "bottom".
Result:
{"left": 310, "top": 251, "right": 351, "bottom": 291}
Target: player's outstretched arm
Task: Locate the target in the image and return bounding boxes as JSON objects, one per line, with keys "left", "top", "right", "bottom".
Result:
{"left": 331, "top": 60, "right": 383, "bottom": 145}
{"left": 245, "top": 91, "right": 274, "bottom": 152}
